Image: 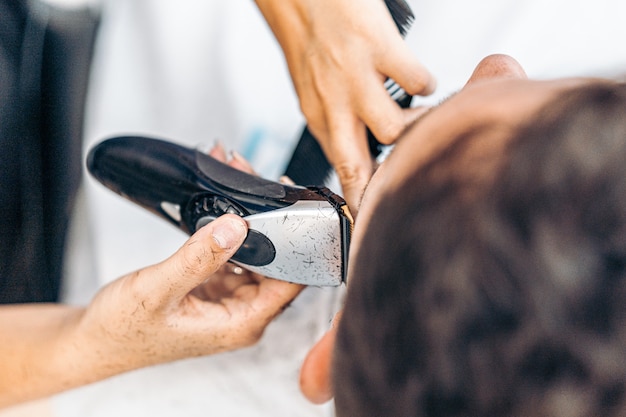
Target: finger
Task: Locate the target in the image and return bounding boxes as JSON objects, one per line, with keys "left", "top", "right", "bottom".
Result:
{"left": 352, "top": 74, "right": 419, "bottom": 145}
{"left": 378, "top": 43, "right": 436, "bottom": 96}
{"left": 190, "top": 268, "right": 256, "bottom": 302}
{"left": 246, "top": 277, "right": 305, "bottom": 326}
{"left": 209, "top": 276, "right": 304, "bottom": 350}
{"left": 229, "top": 150, "right": 257, "bottom": 175}
{"left": 136, "top": 214, "right": 248, "bottom": 303}
{"left": 403, "top": 105, "right": 432, "bottom": 129}
{"left": 321, "top": 117, "right": 374, "bottom": 216}
{"left": 207, "top": 141, "right": 228, "bottom": 162}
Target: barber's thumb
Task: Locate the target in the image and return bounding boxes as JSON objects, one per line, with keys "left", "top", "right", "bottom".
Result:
{"left": 207, "top": 214, "right": 248, "bottom": 252}
{"left": 159, "top": 215, "right": 248, "bottom": 298}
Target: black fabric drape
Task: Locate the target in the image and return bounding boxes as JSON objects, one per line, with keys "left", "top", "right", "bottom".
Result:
{"left": 0, "top": 0, "right": 99, "bottom": 303}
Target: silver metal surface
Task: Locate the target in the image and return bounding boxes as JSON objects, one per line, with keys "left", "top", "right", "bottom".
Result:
{"left": 236, "top": 200, "right": 344, "bottom": 286}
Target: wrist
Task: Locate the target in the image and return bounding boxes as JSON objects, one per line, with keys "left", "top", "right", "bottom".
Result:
{"left": 49, "top": 304, "right": 145, "bottom": 395}
{"left": 0, "top": 304, "right": 88, "bottom": 408}
{"left": 254, "top": 0, "right": 307, "bottom": 48}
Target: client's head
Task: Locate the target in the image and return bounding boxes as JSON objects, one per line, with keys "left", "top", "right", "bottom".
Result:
{"left": 300, "top": 54, "right": 626, "bottom": 416}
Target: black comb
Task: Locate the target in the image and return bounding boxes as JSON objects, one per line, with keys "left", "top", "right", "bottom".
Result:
{"left": 385, "top": 0, "right": 414, "bottom": 36}
{"left": 284, "top": 0, "right": 415, "bottom": 187}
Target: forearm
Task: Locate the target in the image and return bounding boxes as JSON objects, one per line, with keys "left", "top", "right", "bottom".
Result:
{"left": 0, "top": 304, "right": 109, "bottom": 409}
{"left": 253, "top": 0, "right": 301, "bottom": 36}
{"left": 0, "top": 214, "right": 303, "bottom": 409}
{"left": 253, "top": 0, "right": 400, "bottom": 69}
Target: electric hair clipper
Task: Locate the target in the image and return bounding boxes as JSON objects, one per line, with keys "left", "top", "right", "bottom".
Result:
{"left": 87, "top": 136, "right": 353, "bottom": 286}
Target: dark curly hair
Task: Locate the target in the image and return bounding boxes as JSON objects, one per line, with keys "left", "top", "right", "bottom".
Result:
{"left": 334, "top": 81, "right": 626, "bottom": 417}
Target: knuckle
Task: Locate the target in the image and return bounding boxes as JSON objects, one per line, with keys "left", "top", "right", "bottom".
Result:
{"left": 178, "top": 248, "right": 205, "bottom": 277}
{"left": 120, "top": 270, "right": 157, "bottom": 313}
{"left": 179, "top": 236, "right": 220, "bottom": 276}
{"left": 334, "top": 162, "right": 371, "bottom": 187}
{"left": 125, "top": 270, "right": 149, "bottom": 300}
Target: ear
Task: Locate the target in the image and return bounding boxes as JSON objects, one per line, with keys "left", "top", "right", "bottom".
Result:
{"left": 299, "top": 315, "right": 340, "bottom": 404}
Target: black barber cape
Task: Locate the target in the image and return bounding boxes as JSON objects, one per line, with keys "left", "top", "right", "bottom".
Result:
{"left": 0, "top": 0, "right": 98, "bottom": 303}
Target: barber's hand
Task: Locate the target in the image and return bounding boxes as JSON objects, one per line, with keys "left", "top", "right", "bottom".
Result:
{"left": 255, "top": 0, "right": 435, "bottom": 212}
{"left": 72, "top": 214, "right": 303, "bottom": 378}
{"left": 85, "top": 139, "right": 304, "bottom": 370}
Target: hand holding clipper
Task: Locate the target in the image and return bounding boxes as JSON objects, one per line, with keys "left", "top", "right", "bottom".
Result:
{"left": 87, "top": 136, "right": 353, "bottom": 286}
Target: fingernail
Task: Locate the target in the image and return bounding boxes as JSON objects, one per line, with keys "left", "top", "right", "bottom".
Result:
{"left": 212, "top": 217, "right": 246, "bottom": 249}
{"left": 279, "top": 175, "right": 295, "bottom": 185}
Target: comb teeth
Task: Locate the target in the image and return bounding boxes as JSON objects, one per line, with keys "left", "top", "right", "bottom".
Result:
{"left": 384, "top": 0, "right": 415, "bottom": 36}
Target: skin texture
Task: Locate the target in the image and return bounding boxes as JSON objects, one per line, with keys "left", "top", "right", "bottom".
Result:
{"left": 254, "top": 0, "right": 435, "bottom": 213}
{"left": 298, "top": 54, "right": 591, "bottom": 404}
{"left": 0, "top": 154, "right": 303, "bottom": 410}
{"left": 1, "top": 2, "right": 433, "bottom": 407}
